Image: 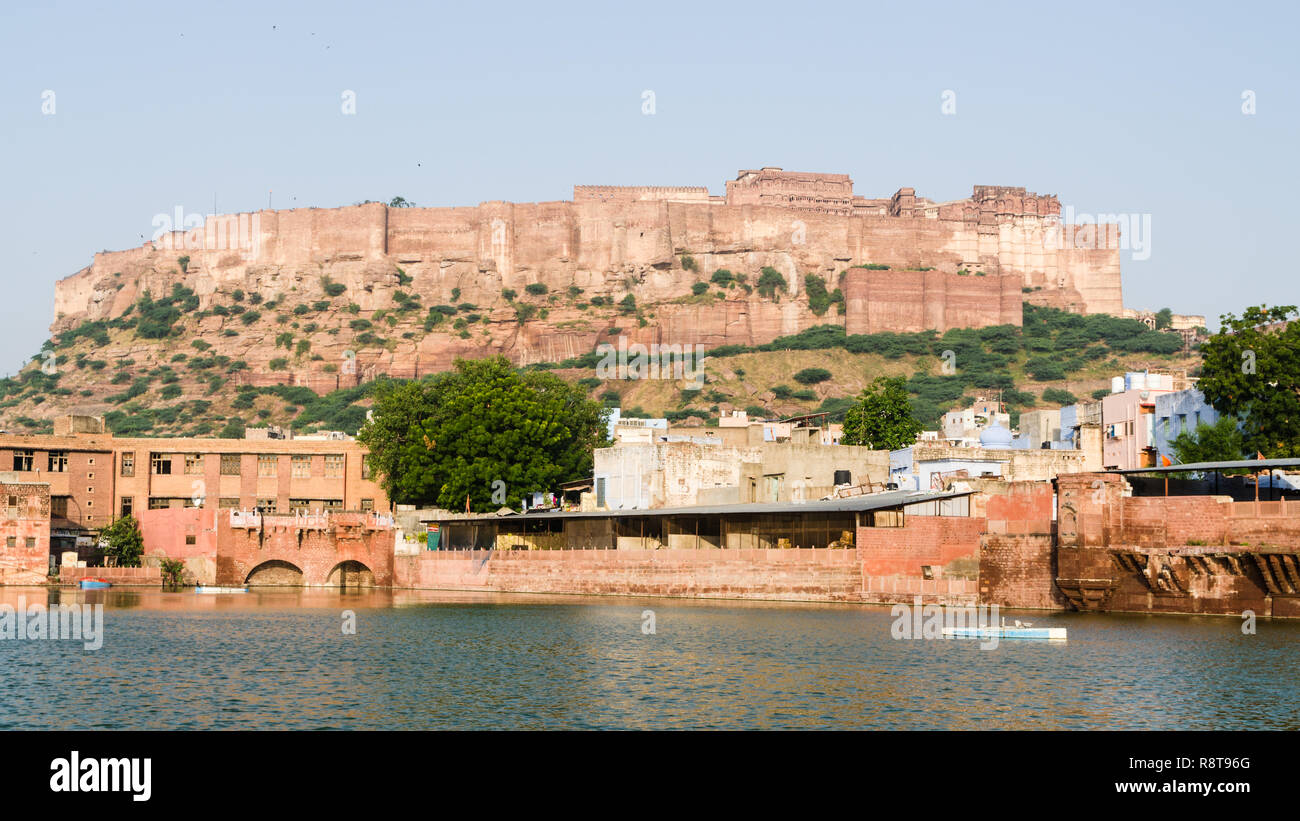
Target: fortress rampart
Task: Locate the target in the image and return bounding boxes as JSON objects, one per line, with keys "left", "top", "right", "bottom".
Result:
{"left": 51, "top": 169, "right": 1123, "bottom": 339}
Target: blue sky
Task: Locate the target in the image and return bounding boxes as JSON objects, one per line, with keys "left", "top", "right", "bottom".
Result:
{"left": 1, "top": 0, "right": 1296, "bottom": 375}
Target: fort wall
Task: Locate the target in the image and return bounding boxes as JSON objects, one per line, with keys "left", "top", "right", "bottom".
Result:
{"left": 52, "top": 172, "right": 1124, "bottom": 339}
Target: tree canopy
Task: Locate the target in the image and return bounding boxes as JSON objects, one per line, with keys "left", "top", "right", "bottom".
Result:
{"left": 1196, "top": 305, "right": 1300, "bottom": 457}
{"left": 358, "top": 356, "right": 609, "bottom": 510}
{"left": 100, "top": 515, "right": 143, "bottom": 567}
{"left": 841, "top": 376, "right": 922, "bottom": 449}
{"left": 1170, "top": 415, "right": 1245, "bottom": 465}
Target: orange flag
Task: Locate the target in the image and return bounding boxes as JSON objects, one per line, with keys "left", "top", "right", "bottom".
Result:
{"left": 1161, "top": 454, "right": 1172, "bottom": 467}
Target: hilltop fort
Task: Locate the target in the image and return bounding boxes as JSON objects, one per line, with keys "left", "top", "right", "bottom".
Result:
{"left": 54, "top": 169, "right": 1121, "bottom": 356}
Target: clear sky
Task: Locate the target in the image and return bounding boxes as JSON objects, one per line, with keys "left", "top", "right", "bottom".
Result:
{"left": 1, "top": 0, "right": 1296, "bottom": 375}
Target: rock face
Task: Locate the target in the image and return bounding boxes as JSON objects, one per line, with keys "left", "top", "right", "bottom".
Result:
{"left": 49, "top": 169, "right": 1123, "bottom": 382}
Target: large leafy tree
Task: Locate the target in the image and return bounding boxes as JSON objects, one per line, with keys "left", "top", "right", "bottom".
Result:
{"left": 1170, "top": 416, "right": 1245, "bottom": 465}
{"left": 1196, "top": 305, "right": 1300, "bottom": 458}
{"left": 358, "top": 356, "right": 608, "bottom": 510}
{"left": 100, "top": 515, "right": 144, "bottom": 567}
{"left": 841, "top": 376, "right": 923, "bottom": 449}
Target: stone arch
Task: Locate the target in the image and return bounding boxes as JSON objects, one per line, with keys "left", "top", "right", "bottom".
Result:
{"left": 245, "top": 559, "right": 304, "bottom": 586}
{"left": 326, "top": 560, "right": 374, "bottom": 589}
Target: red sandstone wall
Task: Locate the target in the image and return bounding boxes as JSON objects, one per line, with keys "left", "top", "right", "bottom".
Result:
{"left": 842, "top": 269, "right": 1021, "bottom": 335}
{"left": 979, "top": 482, "right": 1067, "bottom": 610}
{"left": 53, "top": 191, "right": 1124, "bottom": 335}
{"left": 0, "top": 481, "right": 51, "bottom": 583}
{"left": 855, "top": 516, "right": 986, "bottom": 577}
{"left": 215, "top": 511, "right": 393, "bottom": 587}
{"left": 138, "top": 507, "right": 217, "bottom": 560}
{"left": 392, "top": 548, "right": 864, "bottom": 602}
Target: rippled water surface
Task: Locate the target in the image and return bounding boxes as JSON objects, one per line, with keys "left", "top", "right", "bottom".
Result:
{"left": 1, "top": 587, "right": 1296, "bottom": 730}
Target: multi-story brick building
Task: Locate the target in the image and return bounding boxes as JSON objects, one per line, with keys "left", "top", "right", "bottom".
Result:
{"left": 0, "top": 415, "right": 390, "bottom": 558}
{"left": 0, "top": 472, "right": 52, "bottom": 583}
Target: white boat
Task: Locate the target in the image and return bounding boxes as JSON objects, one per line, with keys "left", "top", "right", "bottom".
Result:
{"left": 195, "top": 585, "right": 249, "bottom": 594}
{"left": 942, "top": 619, "right": 1066, "bottom": 641}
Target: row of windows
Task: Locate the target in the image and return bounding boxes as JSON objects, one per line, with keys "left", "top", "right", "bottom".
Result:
{"left": 10, "top": 450, "right": 372, "bottom": 479}
{"left": 132, "top": 452, "right": 359, "bottom": 478}
{"left": 11, "top": 450, "right": 78, "bottom": 472}
{"left": 132, "top": 497, "right": 372, "bottom": 514}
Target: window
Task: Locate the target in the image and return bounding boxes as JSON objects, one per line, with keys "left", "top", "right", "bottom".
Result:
{"left": 151, "top": 453, "right": 172, "bottom": 475}
{"left": 6, "top": 494, "right": 17, "bottom": 508}
{"left": 289, "top": 498, "right": 312, "bottom": 512}
{"left": 321, "top": 499, "right": 343, "bottom": 510}
{"left": 361, "top": 456, "right": 372, "bottom": 480}
{"left": 148, "top": 497, "right": 171, "bottom": 510}
{"left": 185, "top": 534, "right": 196, "bottom": 545}
{"left": 5, "top": 537, "right": 13, "bottom": 547}
{"left": 87, "top": 472, "right": 95, "bottom": 480}
{"left": 256, "top": 498, "right": 277, "bottom": 513}
{"left": 120, "top": 497, "right": 133, "bottom": 518}
{"left": 25, "top": 537, "right": 36, "bottom": 548}
{"left": 324, "top": 455, "right": 345, "bottom": 478}
{"left": 219, "top": 497, "right": 240, "bottom": 509}
{"left": 291, "top": 455, "right": 311, "bottom": 478}
{"left": 88, "top": 458, "right": 95, "bottom": 466}
{"left": 121, "top": 452, "right": 135, "bottom": 477}
{"left": 866, "top": 509, "right": 905, "bottom": 527}
{"left": 51, "top": 496, "right": 70, "bottom": 518}
{"left": 86, "top": 487, "right": 94, "bottom": 494}
{"left": 257, "top": 455, "right": 278, "bottom": 477}
{"left": 13, "top": 450, "right": 34, "bottom": 471}
{"left": 184, "top": 454, "right": 203, "bottom": 475}
{"left": 220, "top": 453, "right": 241, "bottom": 476}
{"left": 360, "top": 498, "right": 374, "bottom": 512}
{"left": 48, "top": 450, "right": 68, "bottom": 472}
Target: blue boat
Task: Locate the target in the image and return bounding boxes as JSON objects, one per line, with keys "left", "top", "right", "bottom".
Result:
{"left": 78, "top": 578, "right": 111, "bottom": 590}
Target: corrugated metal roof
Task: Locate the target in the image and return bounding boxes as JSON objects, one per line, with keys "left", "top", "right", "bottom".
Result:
{"left": 1107, "top": 458, "right": 1300, "bottom": 474}
{"left": 423, "top": 489, "right": 972, "bottom": 523}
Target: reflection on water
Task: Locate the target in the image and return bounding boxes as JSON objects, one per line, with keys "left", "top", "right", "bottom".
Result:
{"left": 1, "top": 586, "right": 1296, "bottom": 730}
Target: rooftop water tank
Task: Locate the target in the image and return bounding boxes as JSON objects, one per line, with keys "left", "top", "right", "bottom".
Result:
{"left": 1111, "top": 376, "right": 1125, "bottom": 394}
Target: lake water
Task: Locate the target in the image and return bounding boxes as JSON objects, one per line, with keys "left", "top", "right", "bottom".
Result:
{"left": 1, "top": 587, "right": 1296, "bottom": 730}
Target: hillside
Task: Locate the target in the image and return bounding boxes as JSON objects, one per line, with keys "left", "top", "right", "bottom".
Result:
{"left": 0, "top": 281, "right": 1197, "bottom": 439}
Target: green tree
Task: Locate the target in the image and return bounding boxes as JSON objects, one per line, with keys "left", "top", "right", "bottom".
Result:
{"left": 100, "top": 515, "right": 144, "bottom": 567}
{"left": 159, "top": 558, "right": 187, "bottom": 587}
{"left": 1154, "top": 307, "right": 1173, "bottom": 329}
{"left": 358, "top": 356, "right": 609, "bottom": 509}
{"left": 1197, "top": 305, "right": 1300, "bottom": 457}
{"left": 1170, "top": 415, "right": 1245, "bottom": 465}
{"left": 841, "top": 376, "right": 923, "bottom": 449}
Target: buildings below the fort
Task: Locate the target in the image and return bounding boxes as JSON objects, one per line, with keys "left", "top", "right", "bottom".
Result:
{"left": 0, "top": 415, "right": 386, "bottom": 563}
{"left": 2, "top": 406, "right": 1299, "bottom": 620}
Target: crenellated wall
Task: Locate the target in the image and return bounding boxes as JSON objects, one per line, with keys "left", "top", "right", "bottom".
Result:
{"left": 51, "top": 175, "right": 1124, "bottom": 337}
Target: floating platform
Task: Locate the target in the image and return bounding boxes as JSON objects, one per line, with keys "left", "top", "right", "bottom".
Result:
{"left": 942, "top": 626, "right": 1067, "bottom": 641}
{"left": 78, "top": 578, "right": 111, "bottom": 590}
{"left": 195, "top": 586, "right": 249, "bottom": 594}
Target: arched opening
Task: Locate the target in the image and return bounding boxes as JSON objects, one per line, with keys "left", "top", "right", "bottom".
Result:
{"left": 245, "top": 560, "right": 304, "bottom": 586}
{"left": 326, "top": 560, "right": 374, "bottom": 589}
